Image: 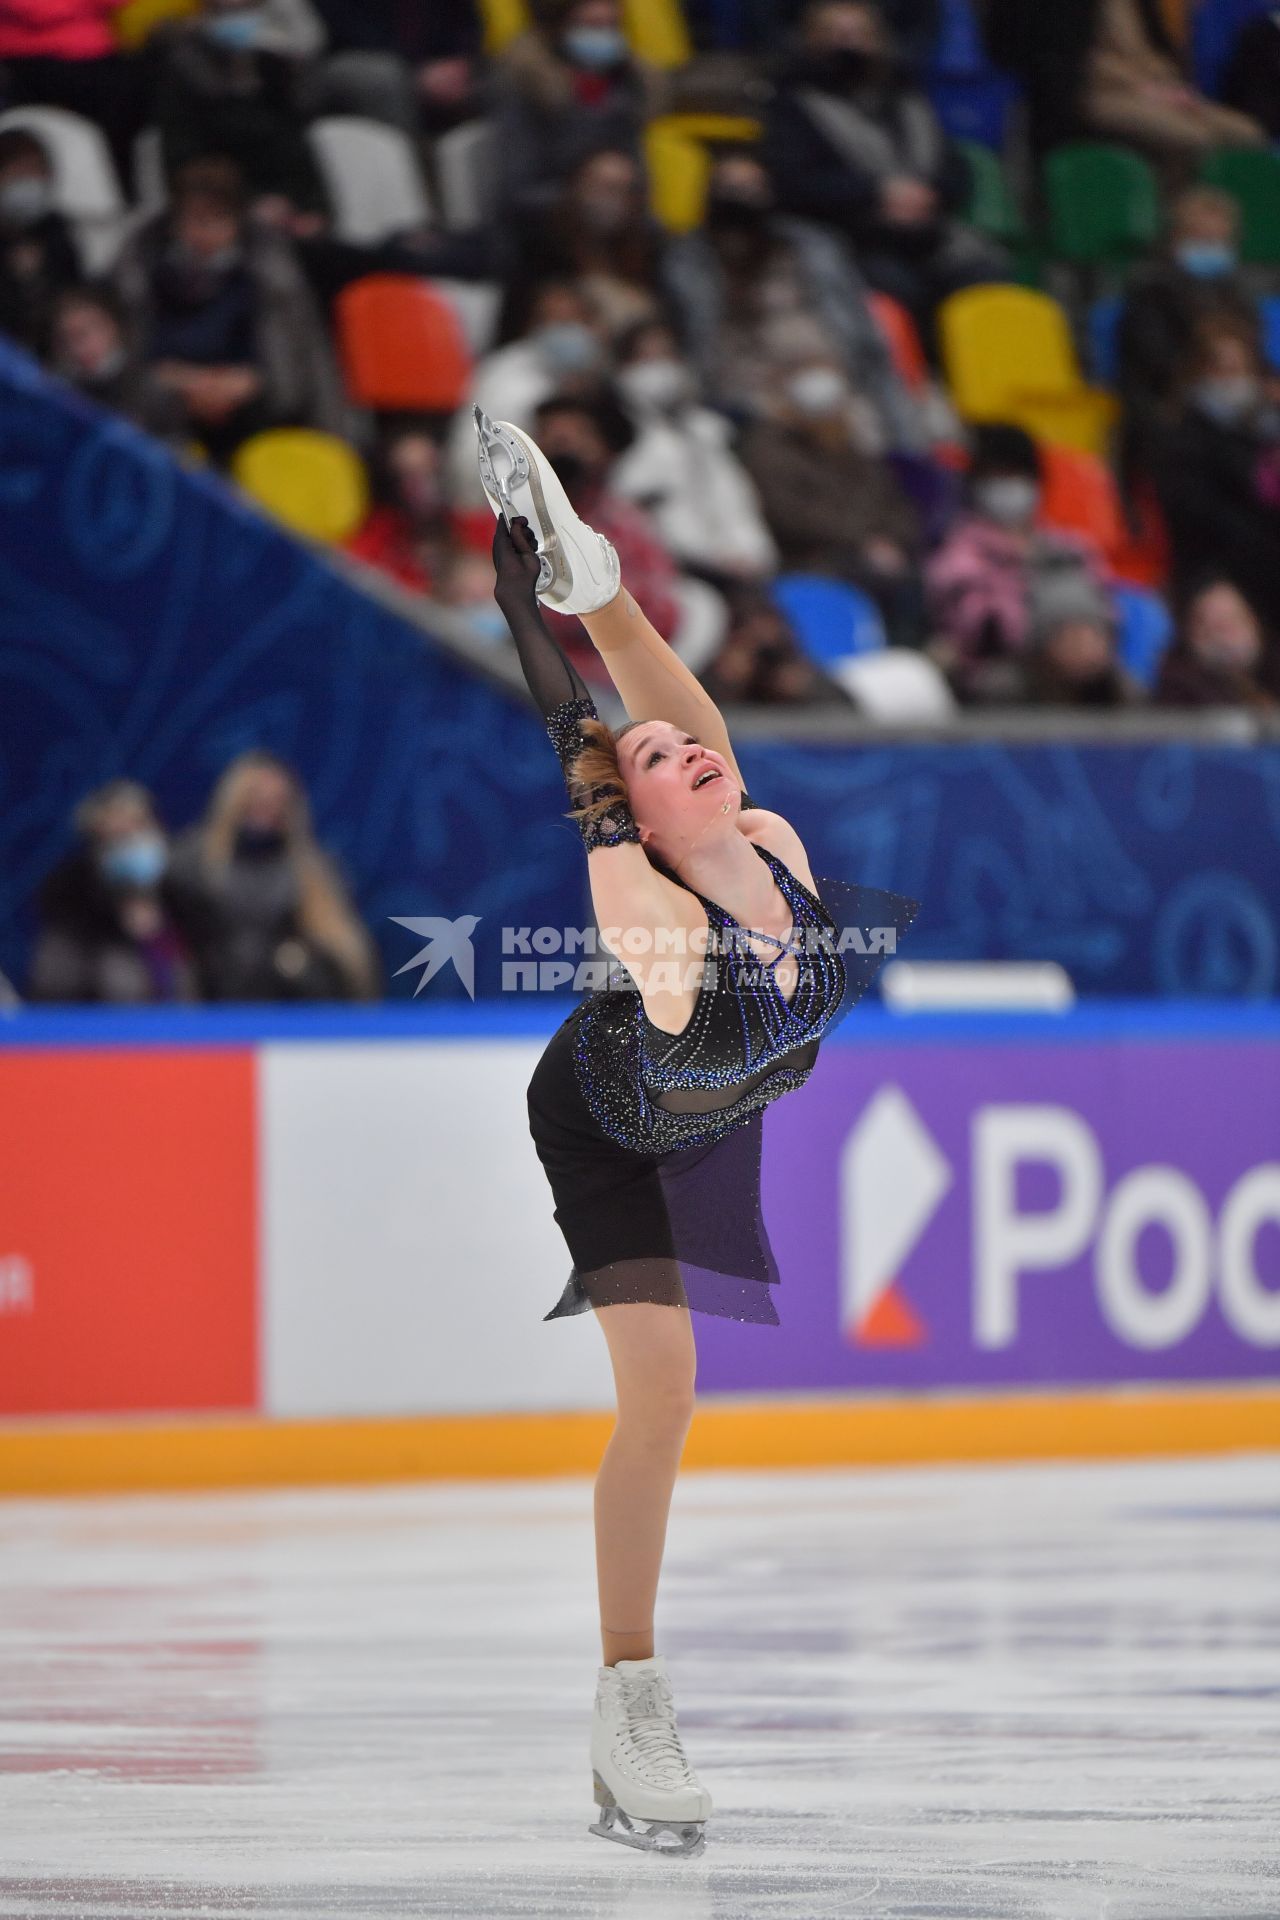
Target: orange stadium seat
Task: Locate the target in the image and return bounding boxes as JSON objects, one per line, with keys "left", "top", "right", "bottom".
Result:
{"left": 336, "top": 275, "right": 473, "bottom": 412}
{"left": 1037, "top": 444, "right": 1126, "bottom": 558}
{"left": 232, "top": 430, "right": 370, "bottom": 545}
{"left": 867, "top": 292, "right": 930, "bottom": 392}
{"left": 939, "top": 284, "right": 1117, "bottom": 455}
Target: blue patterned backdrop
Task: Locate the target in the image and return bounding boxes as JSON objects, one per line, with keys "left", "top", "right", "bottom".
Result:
{"left": 2, "top": 343, "right": 1279, "bottom": 1001}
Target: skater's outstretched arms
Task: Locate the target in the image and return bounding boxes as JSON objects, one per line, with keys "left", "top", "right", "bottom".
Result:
{"left": 577, "top": 589, "right": 750, "bottom": 801}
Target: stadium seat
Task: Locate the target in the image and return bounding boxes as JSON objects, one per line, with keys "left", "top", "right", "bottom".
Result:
{"left": 1087, "top": 292, "right": 1125, "bottom": 386}
{"left": 938, "top": 284, "right": 1118, "bottom": 454}
{"left": 431, "top": 278, "right": 503, "bottom": 355}
{"left": 832, "top": 649, "right": 958, "bottom": 721}
{"left": 0, "top": 106, "right": 126, "bottom": 272}
{"left": 336, "top": 275, "right": 472, "bottom": 411}
{"left": 957, "top": 139, "right": 1025, "bottom": 247}
{"left": 1112, "top": 584, "right": 1174, "bottom": 689}
{"left": 1190, "top": 0, "right": 1272, "bottom": 96}
{"left": 115, "top": 0, "right": 196, "bottom": 45}
{"left": 307, "top": 117, "right": 432, "bottom": 245}
{"left": 478, "top": 0, "right": 531, "bottom": 54}
{"left": 924, "top": 0, "right": 1021, "bottom": 148}
{"left": 1037, "top": 444, "right": 1127, "bottom": 559}
{"left": 1108, "top": 481, "right": 1172, "bottom": 590}
{"left": 1045, "top": 144, "right": 1161, "bottom": 267}
{"left": 867, "top": 292, "right": 930, "bottom": 392}
{"left": 1198, "top": 149, "right": 1280, "bottom": 264}
{"left": 645, "top": 114, "right": 762, "bottom": 231}
{"left": 622, "top": 0, "right": 693, "bottom": 67}
{"left": 435, "top": 119, "right": 499, "bottom": 231}
{"left": 232, "top": 430, "right": 370, "bottom": 544}
{"left": 771, "top": 575, "right": 887, "bottom": 669}
{"left": 1262, "top": 295, "right": 1280, "bottom": 371}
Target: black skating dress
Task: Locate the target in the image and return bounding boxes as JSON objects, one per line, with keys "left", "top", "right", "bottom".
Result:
{"left": 504, "top": 553, "right": 920, "bottom": 1326}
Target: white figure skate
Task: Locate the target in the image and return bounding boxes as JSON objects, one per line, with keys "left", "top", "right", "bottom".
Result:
{"left": 473, "top": 406, "right": 621, "bottom": 616}
{"left": 588, "top": 1654, "right": 712, "bottom": 1855}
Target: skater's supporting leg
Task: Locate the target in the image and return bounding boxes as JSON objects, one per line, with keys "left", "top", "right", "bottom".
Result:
{"left": 593, "top": 1302, "right": 697, "bottom": 1669}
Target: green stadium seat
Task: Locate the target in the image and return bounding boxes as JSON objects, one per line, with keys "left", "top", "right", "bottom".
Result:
{"left": 1045, "top": 143, "right": 1161, "bottom": 267}
{"left": 1199, "top": 149, "right": 1280, "bottom": 265}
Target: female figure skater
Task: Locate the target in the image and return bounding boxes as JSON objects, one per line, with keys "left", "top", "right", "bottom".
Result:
{"left": 477, "top": 409, "right": 918, "bottom": 1856}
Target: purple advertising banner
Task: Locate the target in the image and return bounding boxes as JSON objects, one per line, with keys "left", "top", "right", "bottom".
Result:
{"left": 696, "top": 1012, "right": 1280, "bottom": 1396}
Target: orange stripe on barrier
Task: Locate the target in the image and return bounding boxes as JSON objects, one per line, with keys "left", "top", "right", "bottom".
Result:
{"left": 1, "top": 1385, "right": 1277, "bottom": 1497}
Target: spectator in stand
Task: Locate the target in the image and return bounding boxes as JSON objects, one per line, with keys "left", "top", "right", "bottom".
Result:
{"left": 492, "top": 0, "right": 669, "bottom": 218}
{"left": 925, "top": 424, "right": 1114, "bottom": 703}
{"left": 151, "top": 0, "right": 329, "bottom": 217}
{"left": 663, "top": 146, "right": 924, "bottom": 450}
{"left": 169, "top": 750, "right": 379, "bottom": 1001}
{"left": 113, "top": 158, "right": 358, "bottom": 462}
{"left": 447, "top": 278, "right": 610, "bottom": 506}
{"left": 764, "top": 0, "right": 1004, "bottom": 333}
{"left": 1119, "top": 188, "right": 1261, "bottom": 423}
{"left": 305, "top": 0, "right": 484, "bottom": 134}
{"left": 347, "top": 423, "right": 456, "bottom": 595}
{"left": 984, "top": 0, "right": 1265, "bottom": 165}
{"left": 1155, "top": 578, "right": 1280, "bottom": 710}
{"left": 503, "top": 146, "right": 666, "bottom": 341}
{"left": 1015, "top": 610, "right": 1142, "bottom": 708}
{"left": 685, "top": 0, "right": 940, "bottom": 67}
{"left": 0, "top": 126, "right": 82, "bottom": 355}
{"left": 1147, "top": 315, "right": 1280, "bottom": 631}
{"left": 50, "top": 285, "right": 188, "bottom": 443}
{"left": 29, "top": 780, "right": 198, "bottom": 1004}
{"left": 739, "top": 352, "right": 924, "bottom": 645}
{"left": 611, "top": 317, "right": 779, "bottom": 586}
{"left": 0, "top": 0, "right": 146, "bottom": 184}
{"left": 531, "top": 391, "right": 682, "bottom": 672}
{"left": 700, "top": 587, "right": 853, "bottom": 705}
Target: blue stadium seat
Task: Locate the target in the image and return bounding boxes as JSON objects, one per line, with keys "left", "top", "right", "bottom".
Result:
{"left": 1112, "top": 584, "right": 1173, "bottom": 689}
{"left": 925, "top": 0, "right": 1021, "bottom": 147}
{"left": 771, "top": 575, "right": 888, "bottom": 668}
{"left": 1261, "top": 295, "right": 1280, "bottom": 371}
{"left": 1190, "top": 0, "right": 1272, "bottom": 97}
{"left": 1087, "top": 292, "right": 1125, "bottom": 387}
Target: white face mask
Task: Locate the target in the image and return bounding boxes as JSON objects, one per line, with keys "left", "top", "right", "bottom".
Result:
{"left": 1193, "top": 375, "right": 1260, "bottom": 426}
{"left": 787, "top": 366, "right": 847, "bottom": 416}
{"left": 974, "top": 476, "right": 1040, "bottom": 526}
{"left": 617, "top": 359, "right": 692, "bottom": 412}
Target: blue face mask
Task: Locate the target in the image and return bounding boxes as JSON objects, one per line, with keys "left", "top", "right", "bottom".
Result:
{"left": 205, "top": 9, "right": 263, "bottom": 50}
{"left": 1176, "top": 242, "right": 1237, "bottom": 279}
{"left": 101, "top": 831, "right": 167, "bottom": 890}
{"left": 533, "top": 320, "right": 599, "bottom": 374}
{"left": 562, "top": 25, "right": 628, "bottom": 69}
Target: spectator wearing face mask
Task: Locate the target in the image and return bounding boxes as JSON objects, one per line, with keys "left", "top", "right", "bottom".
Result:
{"left": 701, "top": 586, "right": 853, "bottom": 705}
{"left": 503, "top": 147, "right": 667, "bottom": 341}
{"left": 739, "top": 352, "right": 924, "bottom": 644}
{"left": 113, "top": 158, "right": 357, "bottom": 462}
{"left": 492, "top": 0, "right": 670, "bottom": 217}
{"left": 1017, "top": 610, "right": 1142, "bottom": 709}
{"left": 610, "top": 318, "right": 778, "bottom": 585}
{"left": 764, "top": 0, "right": 1006, "bottom": 333}
{"left": 926, "top": 423, "right": 1114, "bottom": 703}
{"left": 169, "top": 750, "right": 379, "bottom": 1001}
{"left": 1155, "top": 578, "right": 1280, "bottom": 710}
{"left": 29, "top": 780, "right": 199, "bottom": 1004}
{"left": 49, "top": 285, "right": 188, "bottom": 444}
{"left": 447, "top": 279, "right": 608, "bottom": 507}
{"left": 1147, "top": 316, "right": 1280, "bottom": 631}
{"left": 151, "top": 0, "right": 329, "bottom": 218}
{"left": 664, "top": 146, "right": 924, "bottom": 451}
{"left": 347, "top": 423, "right": 457, "bottom": 595}
{"left": 0, "top": 128, "right": 83, "bottom": 355}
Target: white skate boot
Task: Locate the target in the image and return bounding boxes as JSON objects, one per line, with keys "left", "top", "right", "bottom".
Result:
{"left": 588, "top": 1654, "right": 712, "bottom": 1855}
{"left": 474, "top": 406, "right": 621, "bottom": 616}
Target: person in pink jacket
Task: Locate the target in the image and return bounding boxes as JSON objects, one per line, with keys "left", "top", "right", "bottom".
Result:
{"left": 0, "top": 1, "right": 143, "bottom": 180}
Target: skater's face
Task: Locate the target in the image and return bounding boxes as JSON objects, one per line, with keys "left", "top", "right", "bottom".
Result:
{"left": 616, "top": 720, "right": 741, "bottom": 861}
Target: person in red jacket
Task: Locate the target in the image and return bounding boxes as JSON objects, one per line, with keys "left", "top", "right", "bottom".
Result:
{"left": 0, "top": 0, "right": 146, "bottom": 182}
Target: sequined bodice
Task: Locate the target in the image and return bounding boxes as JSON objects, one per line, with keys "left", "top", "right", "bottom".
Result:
{"left": 570, "top": 844, "right": 846, "bottom": 1155}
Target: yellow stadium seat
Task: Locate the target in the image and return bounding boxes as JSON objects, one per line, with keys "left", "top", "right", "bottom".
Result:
{"left": 645, "top": 114, "right": 762, "bottom": 232}
{"left": 232, "top": 430, "right": 370, "bottom": 545}
{"left": 623, "top": 0, "right": 693, "bottom": 67}
{"left": 938, "top": 284, "right": 1118, "bottom": 455}
{"left": 115, "top": 0, "right": 197, "bottom": 48}
{"left": 478, "top": 0, "right": 531, "bottom": 54}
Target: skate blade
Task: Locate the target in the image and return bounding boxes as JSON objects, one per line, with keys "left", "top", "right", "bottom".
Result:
{"left": 473, "top": 407, "right": 562, "bottom": 598}
{"left": 589, "top": 1773, "right": 707, "bottom": 1855}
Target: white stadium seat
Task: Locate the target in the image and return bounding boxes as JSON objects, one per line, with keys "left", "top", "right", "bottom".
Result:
{"left": 307, "top": 116, "right": 432, "bottom": 244}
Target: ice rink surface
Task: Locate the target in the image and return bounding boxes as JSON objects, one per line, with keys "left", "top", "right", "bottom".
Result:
{"left": 1, "top": 1450, "right": 1278, "bottom": 1920}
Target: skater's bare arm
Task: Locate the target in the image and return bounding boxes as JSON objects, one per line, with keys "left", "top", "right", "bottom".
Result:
{"left": 580, "top": 589, "right": 749, "bottom": 797}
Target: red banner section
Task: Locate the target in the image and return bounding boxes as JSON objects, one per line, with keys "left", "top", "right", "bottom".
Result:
{"left": 0, "top": 1049, "right": 258, "bottom": 1416}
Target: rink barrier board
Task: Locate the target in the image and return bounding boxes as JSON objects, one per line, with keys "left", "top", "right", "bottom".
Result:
{"left": 1, "top": 1383, "right": 1278, "bottom": 1496}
